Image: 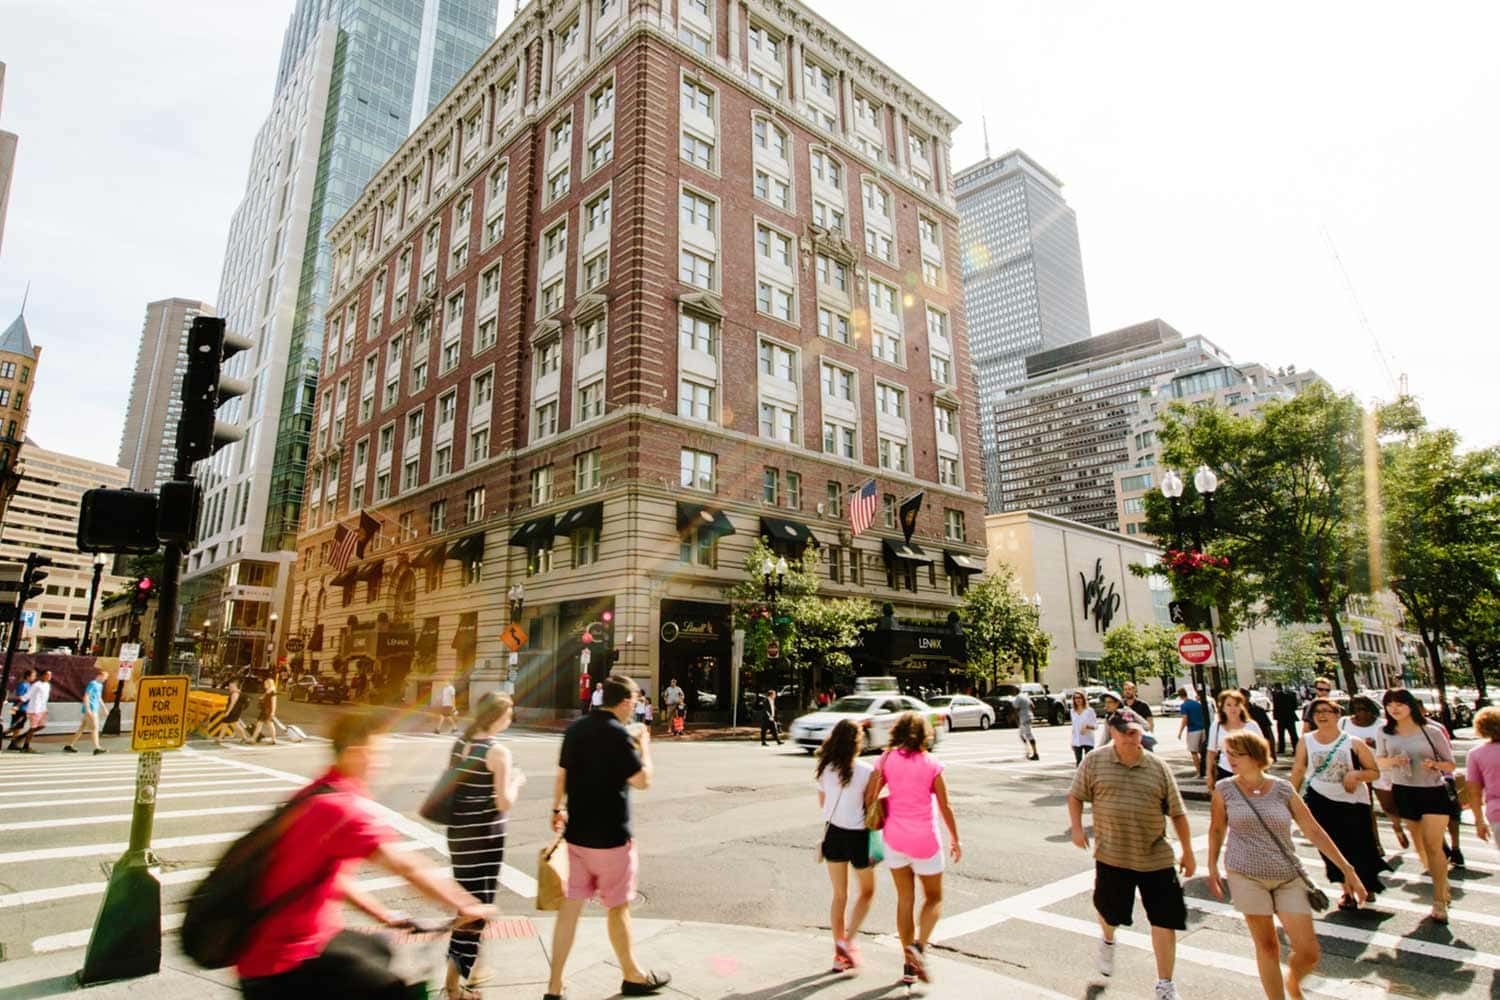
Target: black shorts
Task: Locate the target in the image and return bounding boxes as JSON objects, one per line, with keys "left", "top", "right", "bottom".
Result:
{"left": 1393, "top": 783, "right": 1458, "bottom": 821}
{"left": 821, "top": 824, "right": 873, "bottom": 869}
{"left": 1093, "top": 861, "right": 1187, "bottom": 930}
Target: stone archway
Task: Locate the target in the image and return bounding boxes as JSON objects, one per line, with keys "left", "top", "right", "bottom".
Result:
{"left": 393, "top": 568, "right": 417, "bottom": 625}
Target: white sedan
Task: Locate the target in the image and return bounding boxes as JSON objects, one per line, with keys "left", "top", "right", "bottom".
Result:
{"left": 787, "top": 694, "right": 945, "bottom": 753}
{"left": 926, "top": 695, "right": 996, "bottom": 731}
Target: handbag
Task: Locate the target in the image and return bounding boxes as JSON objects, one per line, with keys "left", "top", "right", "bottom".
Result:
{"left": 536, "top": 833, "right": 569, "bottom": 911}
{"left": 1300, "top": 732, "right": 1348, "bottom": 795}
{"left": 1228, "top": 781, "right": 1330, "bottom": 912}
{"left": 864, "top": 752, "right": 891, "bottom": 830}
{"left": 816, "top": 782, "right": 847, "bottom": 863}
{"left": 1419, "top": 726, "right": 1462, "bottom": 812}
{"left": 418, "top": 739, "right": 470, "bottom": 825}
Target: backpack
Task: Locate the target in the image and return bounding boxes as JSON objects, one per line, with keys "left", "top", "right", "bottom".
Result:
{"left": 180, "top": 784, "right": 336, "bottom": 968}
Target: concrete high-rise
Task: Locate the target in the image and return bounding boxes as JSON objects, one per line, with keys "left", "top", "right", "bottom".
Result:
{"left": 0, "top": 442, "right": 129, "bottom": 652}
{"left": 292, "top": 0, "right": 988, "bottom": 713}
{"left": 181, "top": 0, "right": 497, "bottom": 671}
{"left": 955, "top": 150, "right": 1092, "bottom": 511}
{"left": 117, "top": 298, "right": 214, "bottom": 490}
{"left": 0, "top": 62, "right": 16, "bottom": 259}
{"left": 993, "top": 320, "right": 1229, "bottom": 532}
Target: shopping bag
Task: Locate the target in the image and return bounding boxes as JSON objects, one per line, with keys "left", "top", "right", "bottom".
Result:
{"left": 868, "top": 828, "right": 885, "bottom": 866}
{"left": 536, "top": 835, "right": 569, "bottom": 911}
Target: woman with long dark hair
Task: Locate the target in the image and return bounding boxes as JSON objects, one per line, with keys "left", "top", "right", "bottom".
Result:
{"left": 866, "top": 712, "right": 960, "bottom": 985}
{"left": 444, "top": 692, "right": 526, "bottom": 998}
{"left": 814, "top": 719, "right": 877, "bottom": 972}
{"left": 1205, "top": 690, "right": 1262, "bottom": 792}
{"left": 1377, "top": 688, "right": 1457, "bottom": 922}
{"left": 1289, "top": 697, "right": 1384, "bottom": 909}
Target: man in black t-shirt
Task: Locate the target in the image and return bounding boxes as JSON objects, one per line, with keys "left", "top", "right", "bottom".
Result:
{"left": 546, "top": 675, "right": 670, "bottom": 999}
{"left": 1121, "top": 682, "right": 1155, "bottom": 732}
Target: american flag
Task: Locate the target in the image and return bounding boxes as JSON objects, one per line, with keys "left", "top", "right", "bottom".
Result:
{"left": 849, "top": 478, "right": 878, "bottom": 537}
{"left": 329, "top": 521, "right": 358, "bottom": 572}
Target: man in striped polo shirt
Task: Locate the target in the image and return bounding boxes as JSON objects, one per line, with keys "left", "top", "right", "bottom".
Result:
{"left": 1068, "top": 708, "right": 1195, "bottom": 1000}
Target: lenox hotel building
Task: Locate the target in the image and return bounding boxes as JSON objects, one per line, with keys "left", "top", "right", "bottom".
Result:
{"left": 297, "top": 0, "right": 987, "bottom": 717}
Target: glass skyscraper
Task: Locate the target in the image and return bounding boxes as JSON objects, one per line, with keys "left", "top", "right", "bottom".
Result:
{"left": 955, "top": 150, "right": 1092, "bottom": 511}
{"left": 181, "top": 0, "right": 496, "bottom": 670}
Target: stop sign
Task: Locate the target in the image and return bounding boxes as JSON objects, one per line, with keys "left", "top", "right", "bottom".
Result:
{"left": 1177, "top": 631, "right": 1215, "bottom": 664}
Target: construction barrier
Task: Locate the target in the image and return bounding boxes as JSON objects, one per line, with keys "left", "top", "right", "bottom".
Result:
{"left": 185, "top": 689, "right": 232, "bottom": 740}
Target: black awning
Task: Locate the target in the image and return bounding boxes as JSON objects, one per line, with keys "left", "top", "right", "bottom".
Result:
{"left": 329, "top": 566, "right": 359, "bottom": 588}
{"left": 944, "top": 551, "right": 985, "bottom": 576}
{"left": 448, "top": 531, "right": 486, "bottom": 563}
{"left": 882, "top": 538, "right": 933, "bottom": 564}
{"left": 411, "top": 541, "right": 446, "bottom": 568}
{"left": 356, "top": 559, "right": 385, "bottom": 582}
{"left": 554, "top": 501, "right": 604, "bottom": 536}
{"left": 508, "top": 514, "right": 555, "bottom": 548}
{"left": 676, "top": 501, "right": 736, "bottom": 539}
{"left": 760, "top": 516, "right": 817, "bottom": 548}
{"left": 416, "top": 619, "right": 440, "bottom": 656}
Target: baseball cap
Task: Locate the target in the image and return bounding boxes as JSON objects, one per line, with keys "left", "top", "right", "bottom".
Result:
{"left": 1107, "top": 708, "right": 1147, "bottom": 733}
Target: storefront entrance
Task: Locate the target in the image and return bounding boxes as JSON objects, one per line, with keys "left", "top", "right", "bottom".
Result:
{"left": 658, "top": 599, "right": 732, "bottom": 722}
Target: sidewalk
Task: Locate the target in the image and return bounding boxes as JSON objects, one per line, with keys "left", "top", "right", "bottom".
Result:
{"left": 0, "top": 917, "right": 1061, "bottom": 999}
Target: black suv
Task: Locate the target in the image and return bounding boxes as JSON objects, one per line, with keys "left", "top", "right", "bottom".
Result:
{"left": 982, "top": 683, "right": 1066, "bottom": 727}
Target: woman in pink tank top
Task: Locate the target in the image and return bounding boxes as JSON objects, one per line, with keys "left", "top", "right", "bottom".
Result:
{"left": 865, "top": 712, "right": 961, "bottom": 985}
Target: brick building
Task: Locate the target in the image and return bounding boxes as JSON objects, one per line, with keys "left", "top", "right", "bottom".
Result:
{"left": 294, "top": 0, "right": 988, "bottom": 717}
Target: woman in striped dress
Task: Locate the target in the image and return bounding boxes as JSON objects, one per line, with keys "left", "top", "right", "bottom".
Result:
{"left": 445, "top": 692, "right": 526, "bottom": 1000}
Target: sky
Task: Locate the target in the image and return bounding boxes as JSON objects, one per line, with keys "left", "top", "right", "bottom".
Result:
{"left": 1, "top": 0, "right": 1496, "bottom": 468}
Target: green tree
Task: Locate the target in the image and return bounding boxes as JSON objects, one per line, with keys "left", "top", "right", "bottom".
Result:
{"left": 959, "top": 567, "right": 1051, "bottom": 686}
{"left": 1098, "top": 622, "right": 1181, "bottom": 690}
{"left": 1269, "top": 629, "right": 1326, "bottom": 681}
{"left": 1142, "top": 384, "right": 1371, "bottom": 693}
{"left": 1451, "top": 591, "right": 1500, "bottom": 701}
{"left": 1381, "top": 419, "right": 1500, "bottom": 721}
{"left": 727, "top": 539, "right": 875, "bottom": 708}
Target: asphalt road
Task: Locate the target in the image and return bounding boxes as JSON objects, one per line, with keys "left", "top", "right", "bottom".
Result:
{"left": 0, "top": 710, "right": 1495, "bottom": 998}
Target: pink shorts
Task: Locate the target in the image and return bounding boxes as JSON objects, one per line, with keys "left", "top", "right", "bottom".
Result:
{"left": 566, "top": 841, "right": 638, "bottom": 908}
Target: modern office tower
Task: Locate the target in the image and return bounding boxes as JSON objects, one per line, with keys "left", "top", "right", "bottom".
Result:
{"left": 0, "top": 63, "right": 16, "bottom": 259}
{"left": 1113, "top": 361, "right": 1326, "bottom": 539}
{"left": 293, "top": 0, "right": 989, "bottom": 714}
{"left": 117, "top": 298, "right": 214, "bottom": 490}
{"left": 180, "top": 0, "right": 496, "bottom": 671}
{"left": 0, "top": 309, "right": 40, "bottom": 524}
{"left": 0, "top": 443, "right": 129, "bottom": 652}
{"left": 955, "top": 150, "right": 1092, "bottom": 511}
{"left": 993, "top": 319, "right": 1230, "bottom": 532}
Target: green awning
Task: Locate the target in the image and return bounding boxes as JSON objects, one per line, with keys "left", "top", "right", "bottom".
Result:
{"left": 759, "top": 516, "right": 817, "bottom": 548}
{"left": 508, "top": 514, "right": 555, "bottom": 548}
{"left": 882, "top": 539, "right": 932, "bottom": 564}
{"left": 944, "top": 551, "right": 985, "bottom": 576}
{"left": 676, "top": 501, "right": 736, "bottom": 539}
{"left": 411, "top": 541, "right": 446, "bottom": 568}
{"left": 448, "top": 531, "right": 486, "bottom": 564}
{"left": 554, "top": 501, "right": 604, "bottom": 536}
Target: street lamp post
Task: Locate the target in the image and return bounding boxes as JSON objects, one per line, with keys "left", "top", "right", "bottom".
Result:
{"left": 507, "top": 583, "right": 525, "bottom": 622}
{"left": 79, "top": 554, "right": 107, "bottom": 656}
{"left": 266, "top": 613, "right": 279, "bottom": 676}
{"left": 1161, "top": 465, "right": 1222, "bottom": 698}
{"left": 760, "top": 555, "right": 789, "bottom": 616}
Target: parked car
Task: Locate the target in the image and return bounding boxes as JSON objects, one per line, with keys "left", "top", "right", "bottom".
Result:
{"left": 787, "top": 693, "right": 945, "bottom": 753}
{"left": 926, "top": 694, "right": 996, "bottom": 731}
{"left": 1407, "top": 688, "right": 1474, "bottom": 729}
{"left": 984, "top": 683, "right": 1067, "bottom": 726}
{"left": 289, "top": 674, "right": 346, "bottom": 704}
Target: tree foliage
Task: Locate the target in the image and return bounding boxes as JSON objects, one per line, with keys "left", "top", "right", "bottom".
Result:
{"left": 1142, "top": 383, "right": 1371, "bottom": 693}
{"left": 958, "top": 566, "right": 1051, "bottom": 685}
{"left": 1380, "top": 416, "right": 1500, "bottom": 717}
{"left": 1098, "top": 621, "right": 1181, "bottom": 689}
{"left": 1269, "top": 629, "right": 1327, "bottom": 679}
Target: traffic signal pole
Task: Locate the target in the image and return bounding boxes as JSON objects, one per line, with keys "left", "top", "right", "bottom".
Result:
{"left": 1, "top": 553, "right": 52, "bottom": 716}
{"left": 81, "top": 316, "right": 248, "bottom": 985}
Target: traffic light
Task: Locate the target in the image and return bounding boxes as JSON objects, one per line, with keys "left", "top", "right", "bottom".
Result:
{"left": 130, "top": 576, "right": 155, "bottom": 617}
{"left": 77, "top": 488, "right": 160, "bottom": 552}
{"left": 22, "top": 553, "right": 51, "bottom": 602}
{"left": 177, "top": 316, "right": 253, "bottom": 465}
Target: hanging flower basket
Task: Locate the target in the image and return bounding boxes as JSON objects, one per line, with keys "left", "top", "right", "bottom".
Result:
{"left": 1163, "top": 548, "right": 1230, "bottom": 575}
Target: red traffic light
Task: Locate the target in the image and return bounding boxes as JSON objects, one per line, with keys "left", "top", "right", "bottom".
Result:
{"left": 138, "top": 577, "right": 153, "bottom": 591}
{"left": 601, "top": 610, "right": 614, "bottom": 624}
{"left": 581, "top": 631, "right": 593, "bottom": 644}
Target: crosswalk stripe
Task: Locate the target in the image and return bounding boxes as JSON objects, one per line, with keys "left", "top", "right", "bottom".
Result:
{"left": 0, "top": 767, "right": 239, "bottom": 786}
{"left": 0, "top": 830, "right": 244, "bottom": 864}
{"left": 1383, "top": 869, "right": 1500, "bottom": 896}
{"left": 0, "top": 776, "right": 289, "bottom": 798}
{"left": 1014, "top": 906, "right": 1388, "bottom": 1000}
{"left": 0, "top": 784, "right": 296, "bottom": 811}
{"left": 0, "top": 803, "right": 273, "bottom": 833}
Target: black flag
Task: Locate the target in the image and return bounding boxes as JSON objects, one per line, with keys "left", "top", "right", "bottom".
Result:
{"left": 899, "top": 491, "right": 924, "bottom": 545}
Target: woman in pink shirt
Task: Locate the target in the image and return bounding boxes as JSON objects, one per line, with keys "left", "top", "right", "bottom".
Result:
{"left": 865, "top": 712, "right": 961, "bottom": 985}
{"left": 1467, "top": 706, "right": 1500, "bottom": 850}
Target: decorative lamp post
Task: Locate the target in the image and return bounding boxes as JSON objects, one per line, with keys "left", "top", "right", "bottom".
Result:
{"left": 1160, "top": 465, "right": 1223, "bottom": 696}
{"left": 761, "top": 555, "right": 789, "bottom": 616}
{"left": 507, "top": 583, "right": 525, "bottom": 622}
{"left": 267, "top": 612, "right": 279, "bottom": 675}
{"left": 79, "top": 554, "right": 108, "bottom": 656}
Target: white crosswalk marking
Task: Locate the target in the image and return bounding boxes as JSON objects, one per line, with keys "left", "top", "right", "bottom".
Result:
{"left": 0, "top": 742, "right": 526, "bottom": 963}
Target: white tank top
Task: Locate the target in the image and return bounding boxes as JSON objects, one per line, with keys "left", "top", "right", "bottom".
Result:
{"left": 1340, "top": 718, "right": 1389, "bottom": 790}
{"left": 1302, "top": 730, "right": 1364, "bottom": 803}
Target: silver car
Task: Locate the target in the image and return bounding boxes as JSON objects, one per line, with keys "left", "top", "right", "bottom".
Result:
{"left": 787, "top": 694, "right": 945, "bottom": 753}
{"left": 926, "top": 694, "right": 996, "bottom": 731}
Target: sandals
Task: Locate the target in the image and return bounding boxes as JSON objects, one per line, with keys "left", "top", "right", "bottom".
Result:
{"left": 904, "top": 943, "right": 929, "bottom": 983}
{"left": 1337, "top": 895, "right": 1359, "bottom": 912}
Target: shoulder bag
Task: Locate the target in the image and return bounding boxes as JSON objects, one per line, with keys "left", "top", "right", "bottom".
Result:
{"left": 1419, "top": 725, "right": 1463, "bottom": 812}
{"left": 1228, "top": 781, "right": 1330, "bottom": 912}
{"left": 419, "top": 738, "right": 472, "bottom": 825}
{"left": 816, "top": 780, "right": 847, "bottom": 863}
{"left": 1301, "top": 732, "right": 1348, "bottom": 796}
{"left": 865, "top": 751, "right": 891, "bottom": 830}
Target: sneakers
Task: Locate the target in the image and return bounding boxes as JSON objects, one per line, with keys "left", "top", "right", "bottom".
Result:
{"left": 1096, "top": 938, "right": 1115, "bottom": 977}
{"left": 903, "top": 943, "right": 929, "bottom": 983}
{"left": 1450, "top": 848, "right": 1466, "bottom": 869}
{"left": 832, "top": 938, "right": 860, "bottom": 972}
{"left": 63, "top": 745, "right": 77, "bottom": 753}
{"left": 900, "top": 964, "right": 917, "bottom": 986}
{"left": 1154, "top": 980, "right": 1180, "bottom": 1000}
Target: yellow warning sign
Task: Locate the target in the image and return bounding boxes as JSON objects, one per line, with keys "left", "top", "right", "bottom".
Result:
{"left": 130, "top": 675, "right": 191, "bottom": 752}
